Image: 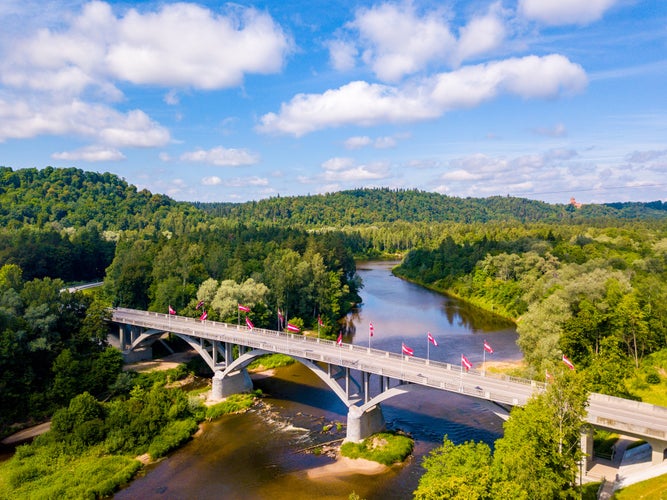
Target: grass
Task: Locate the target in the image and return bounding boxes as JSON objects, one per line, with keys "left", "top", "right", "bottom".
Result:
{"left": 340, "top": 432, "right": 414, "bottom": 466}
{"left": 247, "top": 353, "right": 295, "bottom": 371}
{"left": 204, "top": 391, "right": 259, "bottom": 421}
{"left": 613, "top": 474, "right": 667, "bottom": 499}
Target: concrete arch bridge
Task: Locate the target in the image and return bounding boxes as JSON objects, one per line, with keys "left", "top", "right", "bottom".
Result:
{"left": 111, "top": 308, "right": 667, "bottom": 469}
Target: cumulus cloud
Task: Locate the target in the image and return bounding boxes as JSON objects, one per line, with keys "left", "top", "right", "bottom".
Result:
{"left": 0, "top": 98, "right": 169, "bottom": 146}
{"left": 321, "top": 157, "right": 390, "bottom": 182}
{"left": 519, "top": 0, "right": 619, "bottom": 25}
{"left": 0, "top": 1, "right": 291, "bottom": 147}
{"left": 202, "top": 176, "right": 222, "bottom": 185}
{"left": 258, "top": 54, "right": 586, "bottom": 136}
{"left": 180, "top": 146, "right": 260, "bottom": 166}
{"left": 51, "top": 145, "right": 126, "bottom": 162}
{"left": 344, "top": 136, "right": 372, "bottom": 149}
{"left": 329, "top": 1, "right": 509, "bottom": 81}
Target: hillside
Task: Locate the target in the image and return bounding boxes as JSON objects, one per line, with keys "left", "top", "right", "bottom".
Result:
{"left": 194, "top": 188, "right": 667, "bottom": 226}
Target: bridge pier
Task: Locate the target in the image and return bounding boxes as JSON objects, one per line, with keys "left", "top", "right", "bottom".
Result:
{"left": 210, "top": 369, "right": 253, "bottom": 401}
{"left": 580, "top": 427, "right": 594, "bottom": 472}
{"left": 645, "top": 438, "right": 667, "bottom": 465}
{"left": 346, "top": 404, "right": 386, "bottom": 442}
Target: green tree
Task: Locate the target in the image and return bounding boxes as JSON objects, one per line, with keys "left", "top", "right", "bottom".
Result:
{"left": 414, "top": 436, "right": 492, "bottom": 499}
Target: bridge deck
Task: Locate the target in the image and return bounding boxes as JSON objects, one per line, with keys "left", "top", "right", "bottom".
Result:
{"left": 111, "top": 308, "right": 667, "bottom": 442}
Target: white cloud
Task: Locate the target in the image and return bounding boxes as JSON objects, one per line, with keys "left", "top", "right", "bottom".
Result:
{"left": 519, "top": 0, "right": 619, "bottom": 26}
{"left": 180, "top": 146, "right": 260, "bottom": 166}
{"left": 0, "top": 2, "right": 291, "bottom": 147}
{"left": 51, "top": 145, "right": 125, "bottom": 162}
{"left": 202, "top": 176, "right": 222, "bottom": 185}
{"left": 321, "top": 157, "right": 389, "bottom": 182}
{"left": 374, "top": 136, "right": 397, "bottom": 149}
{"left": 259, "top": 55, "right": 586, "bottom": 136}
{"left": 351, "top": 1, "right": 455, "bottom": 82}
{"left": 0, "top": 98, "right": 170, "bottom": 146}
{"left": 328, "top": 39, "right": 358, "bottom": 72}
{"left": 226, "top": 176, "right": 269, "bottom": 187}
{"left": 626, "top": 149, "right": 667, "bottom": 163}
{"left": 107, "top": 3, "right": 292, "bottom": 89}
{"left": 344, "top": 136, "right": 372, "bottom": 149}
{"left": 455, "top": 5, "right": 506, "bottom": 65}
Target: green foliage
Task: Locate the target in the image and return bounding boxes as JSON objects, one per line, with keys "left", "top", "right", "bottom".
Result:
{"left": 414, "top": 436, "right": 493, "bottom": 500}
{"left": 204, "top": 393, "right": 257, "bottom": 420}
{"left": 148, "top": 418, "right": 199, "bottom": 459}
{"left": 247, "top": 353, "right": 295, "bottom": 371}
{"left": 340, "top": 432, "right": 413, "bottom": 466}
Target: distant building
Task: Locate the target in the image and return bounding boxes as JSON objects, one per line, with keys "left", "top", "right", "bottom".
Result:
{"left": 569, "top": 197, "right": 583, "bottom": 209}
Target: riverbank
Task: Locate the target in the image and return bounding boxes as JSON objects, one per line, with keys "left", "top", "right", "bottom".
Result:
{"left": 307, "top": 455, "right": 388, "bottom": 479}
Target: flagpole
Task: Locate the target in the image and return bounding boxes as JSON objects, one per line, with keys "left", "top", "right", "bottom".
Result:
{"left": 427, "top": 336, "right": 430, "bottom": 362}
{"left": 483, "top": 348, "right": 486, "bottom": 375}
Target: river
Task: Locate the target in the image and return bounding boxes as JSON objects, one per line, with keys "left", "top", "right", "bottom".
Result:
{"left": 115, "top": 261, "right": 522, "bottom": 499}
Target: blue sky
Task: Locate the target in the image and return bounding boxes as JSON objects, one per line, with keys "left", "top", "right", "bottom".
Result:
{"left": 0, "top": 0, "right": 665, "bottom": 204}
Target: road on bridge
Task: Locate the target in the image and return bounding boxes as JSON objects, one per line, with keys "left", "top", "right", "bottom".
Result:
{"left": 112, "top": 308, "right": 667, "bottom": 444}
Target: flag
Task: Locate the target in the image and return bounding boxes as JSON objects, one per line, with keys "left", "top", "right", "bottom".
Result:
{"left": 278, "top": 309, "right": 284, "bottom": 326}
{"left": 287, "top": 323, "right": 300, "bottom": 333}
{"left": 402, "top": 343, "right": 414, "bottom": 356}
{"left": 461, "top": 354, "right": 472, "bottom": 370}
{"left": 318, "top": 315, "right": 324, "bottom": 327}
{"left": 562, "top": 354, "right": 575, "bottom": 370}
{"left": 337, "top": 332, "right": 343, "bottom": 346}
{"left": 245, "top": 317, "right": 254, "bottom": 330}
{"left": 168, "top": 305, "right": 176, "bottom": 315}
{"left": 427, "top": 332, "right": 438, "bottom": 346}
{"left": 545, "top": 369, "right": 553, "bottom": 380}
{"left": 483, "top": 341, "right": 494, "bottom": 354}
{"left": 238, "top": 304, "right": 250, "bottom": 313}
{"left": 195, "top": 300, "right": 204, "bottom": 310}
{"left": 369, "top": 322, "right": 374, "bottom": 337}
{"left": 200, "top": 310, "right": 208, "bottom": 321}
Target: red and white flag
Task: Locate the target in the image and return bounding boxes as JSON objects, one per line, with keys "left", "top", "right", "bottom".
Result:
{"left": 318, "top": 315, "right": 324, "bottom": 327}
{"left": 402, "top": 343, "right": 414, "bottom": 356}
{"left": 278, "top": 309, "right": 284, "bottom": 326}
{"left": 168, "top": 305, "right": 176, "bottom": 315}
{"left": 199, "top": 310, "right": 208, "bottom": 321}
{"left": 195, "top": 300, "right": 205, "bottom": 310}
{"left": 245, "top": 317, "right": 254, "bottom": 330}
{"left": 461, "top": 354, "right": 473, "bottom": 370}
{"left": 562, "top": 354, "right": 575, "bottom": 370}
{"left": 337, "top": 332, "right": 343, "bottom": 346}
{"left": 427, "top": 332, "right": 438, "bottom": 346}
{"left": 369, "top": 322, "right": 374, "bottom": 337}
{"left": 545, "top": 369, "right": 553, "bottom": 380}
{"left": 483, "top": 341, "right": 494, "bottom": 354}
{"left": 238, "top": 304, "right": 250, "bottom": 313}
{"left": 287, "top": 323, "right": 300, "bottom": 333}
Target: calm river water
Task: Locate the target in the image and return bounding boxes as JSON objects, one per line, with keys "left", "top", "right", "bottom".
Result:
{"left": 115, "top": 261, "right": 522, "bottom": 499}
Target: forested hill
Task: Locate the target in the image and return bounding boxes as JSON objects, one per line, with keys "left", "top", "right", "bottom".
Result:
{"left": 0, "top": 166, "right": 195, "bottom": 230}
{"left": 193, "top": 188, "right": 667, "bottom": 226}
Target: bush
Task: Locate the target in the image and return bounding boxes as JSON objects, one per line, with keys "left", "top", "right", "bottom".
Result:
{"left": 205, "top": 393, "right": 256, "bottom": 421}
{"left": 148, "top": 418, "right": 199, "bottom": 459}
{"left": 646, "top": 372, "right": 660, "bottom": 384}
{"left": 340, "top": 432, "right": 414, "bottom": 466}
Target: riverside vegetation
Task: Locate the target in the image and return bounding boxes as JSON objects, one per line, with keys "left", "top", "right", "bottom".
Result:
{"left": 1, "top": 167, "right": 667, "bottom": 497}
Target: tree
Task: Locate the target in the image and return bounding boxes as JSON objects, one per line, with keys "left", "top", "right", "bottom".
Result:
{"left": 414, "top": 436, "right": 492, "bottom": 499}
{"left": 491, "top": 370, "right": 589, "bottom": 498}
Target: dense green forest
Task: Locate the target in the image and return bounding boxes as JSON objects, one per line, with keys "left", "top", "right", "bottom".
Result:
{"left": 194, "top": 187, "right": 667, "bottom": 226}
{"left": 2, "top": 165, "right": 667, "bottom": 497}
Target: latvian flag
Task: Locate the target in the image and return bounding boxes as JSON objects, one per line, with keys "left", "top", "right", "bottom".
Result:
{"left": 337, "top": 332, "right": 343, "bottom": 346}
{"left": 287, "top": 323, "right": 300, "bottom": 333}
{"left": 246, "top": 317, "right": 254, "bottom": 330}
{"left": 402, "top": 343, "right": 414, "bottom": 356}
{"left": 168, "top": 305, "right": 176, "bottom": 315}
{"left": 427, "top": 332, "right": 438, "bottom": 346}
{"left": 562, "top": 354, "right": 575, "bottom": 370}
{"left": 195, "top": 300, "right": 205, "bottom": 310}
{"left": 199, "top": 310, "right": 208, "bottom": 321}
{"left": 238, "top": 304, "right": 250, "bottom": 313}
{"left": 483, "top": 341, "right": 493, "bottom": 354}
{"left": 461, "top": 354, "right": 473, "bottom": 371}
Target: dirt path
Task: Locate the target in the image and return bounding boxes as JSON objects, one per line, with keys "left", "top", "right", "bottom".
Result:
{"left": 1, "top": 422, "right": 51, "bottom": 446}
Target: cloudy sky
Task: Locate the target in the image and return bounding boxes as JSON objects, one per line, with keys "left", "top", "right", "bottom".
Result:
{"left": 0, "top": 0, "right": 665, "bottom": 203}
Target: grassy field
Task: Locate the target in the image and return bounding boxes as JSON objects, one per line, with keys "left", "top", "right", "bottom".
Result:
{"left": 614, "top": 474, "right": 667, "bottom": 499}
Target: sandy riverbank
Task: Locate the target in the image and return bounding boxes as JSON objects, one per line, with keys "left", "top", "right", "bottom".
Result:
{"left": 306, "top": 455, "right": 389, "bottom": 479}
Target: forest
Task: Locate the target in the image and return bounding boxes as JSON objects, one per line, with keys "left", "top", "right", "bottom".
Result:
{"left": 1, "top": 166, "right": 667, "bottom": 497}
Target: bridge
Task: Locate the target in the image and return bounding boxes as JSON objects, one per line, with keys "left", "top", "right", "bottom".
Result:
{"left": 111, "top": 307, "right": 667, "bottom": 468}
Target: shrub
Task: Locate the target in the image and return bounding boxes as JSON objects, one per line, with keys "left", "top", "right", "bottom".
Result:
{"left": 148, "top": 418, "right": 199, "bottom": 459}
{"left": 341, "top": 432, "right": 414, "bottom": 466}
{"left": 646, "top": 372, "right": 660, "bottom": 385}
